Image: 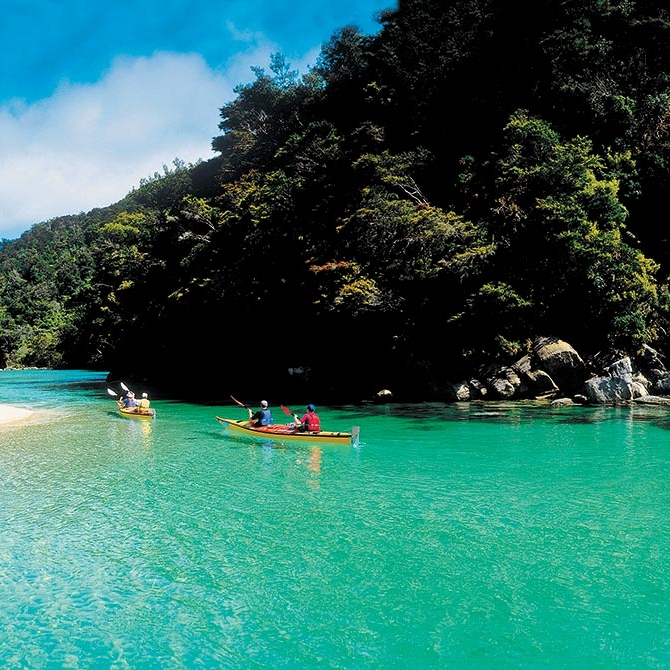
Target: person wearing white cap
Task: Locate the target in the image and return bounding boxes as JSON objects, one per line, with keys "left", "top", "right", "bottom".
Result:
{"left": 138, "top": 392, "right": 151, "bottom": 410}
{"left": 249, "top": 399, "right": 273, "bottom": 427}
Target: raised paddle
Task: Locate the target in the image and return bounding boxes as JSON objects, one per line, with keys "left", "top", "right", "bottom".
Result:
{"left": 107, "top": 388, "right": 119, "bottom": 397}
{"left": 281, "top": 404, "right": 301, "bottom": 424}
{"left": 230, "top": 395, "right": 253, "bottom": 418}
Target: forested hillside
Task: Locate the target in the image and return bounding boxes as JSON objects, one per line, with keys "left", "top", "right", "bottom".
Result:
{"left": 1, "top": 0, "right": 669, "bottom": 402}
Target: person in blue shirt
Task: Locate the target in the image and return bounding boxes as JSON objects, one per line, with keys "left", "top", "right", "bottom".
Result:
{"left": 249, "top": 400, "right": 273, "bottom": 427}
{"left": 118, "top": 391, "right": 136, "bottom": 408}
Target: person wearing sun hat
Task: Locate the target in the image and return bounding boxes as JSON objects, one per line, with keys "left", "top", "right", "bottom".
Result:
{"left": 119, "top": 390, "right": 136, "bottom": 408}
{"left": 298, "top": 404, "right": 320, "bottom": 432}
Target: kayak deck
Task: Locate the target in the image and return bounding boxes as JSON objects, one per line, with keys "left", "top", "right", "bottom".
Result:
{"left": 216, "top": 417, "right": 359, "bottom": 445}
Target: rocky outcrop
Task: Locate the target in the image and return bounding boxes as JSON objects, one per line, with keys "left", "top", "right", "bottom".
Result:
{"left": 444, "top": 378, "right": 488, "bottom": 402}
{"left": 479, "top": 364, "right": 525, "bottom": 399}
{"left": 443, "top": 336, "right": 670, "bottom": 406}
{"left": 531, "top": 336, "right": 587, "bottom": 394}
{"left": 633, "top": 394, "right": 670, "bottom": 406}
{"left": 634, "top": 344, "right": 668, "bottom": 391}
{"left": 584, "top": 375, "right": 632, "bottom": 403}
{"left": 583, "top": 356, "right": 633, "bottom": 403}
{"left": 512, "top": 354, "right": 559, "bottom": 397}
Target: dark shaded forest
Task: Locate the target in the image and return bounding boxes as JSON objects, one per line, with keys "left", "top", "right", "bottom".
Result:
{"left": 1, "top": 0, "right": 670, "bottom": 402}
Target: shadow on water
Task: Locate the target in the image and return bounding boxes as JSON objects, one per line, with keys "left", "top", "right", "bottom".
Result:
{"left": 339, "top": 399, "right": 670, "bottom": 430}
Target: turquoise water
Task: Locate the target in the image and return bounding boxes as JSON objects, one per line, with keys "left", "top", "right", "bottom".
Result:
{"left": 1, "top": 369, "right": 670, "bottom": 669}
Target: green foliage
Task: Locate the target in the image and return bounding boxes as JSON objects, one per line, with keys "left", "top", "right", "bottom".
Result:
{"left": 308, "top": 261, "right": 383, "bottom": 315}
{"left": 135, "top": 159, "right": 195, "bottom": 209}
{"left": 1, "top": 0, "right": 670, "bottom": 399}
{"left": 468, "top": 109, "right": 664, "bottom": 354}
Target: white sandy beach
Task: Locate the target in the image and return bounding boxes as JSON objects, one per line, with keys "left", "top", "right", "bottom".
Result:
{"left": 0, "top": 404, "right": 34, "bottom": 424}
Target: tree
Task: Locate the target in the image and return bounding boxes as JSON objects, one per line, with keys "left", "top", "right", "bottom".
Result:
{"left": 462, "top": 110, "right": 665, "bottom": 355}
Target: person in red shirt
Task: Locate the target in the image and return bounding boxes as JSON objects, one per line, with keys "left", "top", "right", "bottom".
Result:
{"left": 298, "top": 404, "right": 320, "bottom": 432}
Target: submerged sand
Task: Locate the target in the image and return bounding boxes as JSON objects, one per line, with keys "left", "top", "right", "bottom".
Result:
{"left": 0, "top": 404, "right": 34, "bottom": 424}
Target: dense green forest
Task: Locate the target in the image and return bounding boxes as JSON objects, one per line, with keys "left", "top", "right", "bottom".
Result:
{"left": 1, "top": 0, "right": 670, "bottom": 402}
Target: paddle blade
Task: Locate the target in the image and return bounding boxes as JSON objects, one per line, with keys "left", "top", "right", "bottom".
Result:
{"left": 351, "top": 426, "right": 361, "bottom": 448}
{"left": 281, "top": 405, "right": 301, "bottom": 424}
{"left": 107, "top": 388, "right": 118, "bottom": 397}
{"left": 120, "top": 382, "right": 130, "bottom": 392}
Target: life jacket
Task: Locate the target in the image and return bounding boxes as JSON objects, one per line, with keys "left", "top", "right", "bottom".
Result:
{"left": 258, "top": 408, "right": 273, "bottom": 426}
{"left": 303, "top": 412, "right": 320, "bottom": 431}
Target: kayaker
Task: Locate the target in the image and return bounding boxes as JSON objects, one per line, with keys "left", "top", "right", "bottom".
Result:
{"left": 119, "top": 391, "right": 136, "bottom": 408}
{"left": 137, "top": 392, "right": 151, "bottom": 412}
{"left": 298, "top": 404, "right": 320, "bottom": 432}
{"left": 249, "top": 400, "right": 273, "bottom": 427}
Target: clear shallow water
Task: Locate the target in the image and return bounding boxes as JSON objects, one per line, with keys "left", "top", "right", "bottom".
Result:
{"left": 1, "top": 370, "right": 670, "bottom": 668}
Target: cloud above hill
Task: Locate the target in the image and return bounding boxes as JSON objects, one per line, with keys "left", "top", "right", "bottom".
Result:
{"left": 0, "top": 0, "right": 390, "bottom": 239}
{"left": 0, "top": 50, "right": 260, "bottom": 239}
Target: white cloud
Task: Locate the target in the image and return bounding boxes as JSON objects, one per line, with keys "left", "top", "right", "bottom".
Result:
{"left": 0, "top": 51, "right": 254, "bottom": 240}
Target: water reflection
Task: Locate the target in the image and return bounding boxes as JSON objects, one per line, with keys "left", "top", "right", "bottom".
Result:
{"left": 356, "top": 399, "right": 670, "bottom": 430}
{"left": 105, "top": 413, "right": 155, "bottom": 453}
{"left": 261, "top": 441, "right": 275, "bottom": 464}
{"left": 306, "top": 446, "right": 322, "bottom": 489}
{"left": 308, "top": 446, "right": 322, "bottom": 474}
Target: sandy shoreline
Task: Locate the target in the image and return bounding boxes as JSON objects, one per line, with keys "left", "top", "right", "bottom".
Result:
{"left": 0, "top": 404, "right": 35, "bottom": 424}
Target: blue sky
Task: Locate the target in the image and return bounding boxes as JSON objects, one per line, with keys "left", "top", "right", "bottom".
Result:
{"left": 0, "top": 0, "right": 394, "bottom": 239}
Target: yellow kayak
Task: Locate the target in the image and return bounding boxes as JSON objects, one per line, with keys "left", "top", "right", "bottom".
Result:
{"left": 118, "top": 405, "right": 156, "bottom": 419}
{"left": 216, "top": 417, "right": 359, "bottom": 445}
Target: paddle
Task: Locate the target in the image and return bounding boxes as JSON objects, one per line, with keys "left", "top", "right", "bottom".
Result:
{"left": 107, "top": 387, "right": 124, "bottom": 408}
{"left": 230, "top": 395, "right": 253, "bottom": 419}
{"left": 281, "top": 404, "right": 301, "bottom": 424}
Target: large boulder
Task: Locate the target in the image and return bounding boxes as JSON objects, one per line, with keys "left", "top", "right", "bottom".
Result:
{"left": 445, "top": 379, "right": 488, "bottom": 402}
{"left": 531, "top": 336, "right": 588, "bottom": 394}
{"left": 604, "top": 356, "right": 633, "bottom": 384}
{"left": 512, "top": 354, "right": 559, "bottom": 397}
{"left": 446, "top": 381, "right": 472, "bottom": 402}
{"left": 634, "top": 344, "right": 668, "bottom": 383}
{"left": 480, "top": 364, "right": 525, "bottom": 399}
{"left": 583, "top": 358, "right": 636, "bottom": 403}
{"left": 584, "top": 376, "right": 633, "bottom": 403}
